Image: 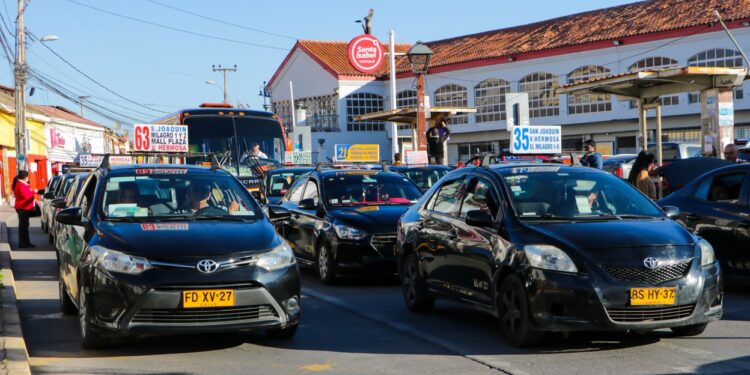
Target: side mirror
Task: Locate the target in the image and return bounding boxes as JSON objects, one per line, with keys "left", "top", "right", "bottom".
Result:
{"left": 43, "top": 192, "right": 56, "bottom": 200}
{"left": 298, "top": 198, "right": 317, "bottom": 210}
{"left": 268, "top": 205, "right": 291, "bottom": 222}
{"left": 662, "top": 205, "right": 680, "bottom": 219}
{"left": 465, "top": 210, "right": 495, "bottom": 228}
{"left": 50, "top": 198, "right": 67, "bottom": 209}
{"left": 56, "top": 207, "right": 82, "bottom": 226}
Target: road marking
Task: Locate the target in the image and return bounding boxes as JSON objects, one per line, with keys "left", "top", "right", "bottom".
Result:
{"left": 302, "top": 287, "right": 523, "bottom": 375}
{"left": 300, "top": 363, "right": 334, "bottom": 372}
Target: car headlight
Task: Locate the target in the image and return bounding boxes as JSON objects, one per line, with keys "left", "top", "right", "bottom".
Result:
{"left": 523, "top": 245, "right": 578, "bottom": 273}
{"left": 256, "top": 240, "right": 296, "bottom": 271}
{"left": 699, "top": 238, "right": 716, "bottom": 267}
{"left": 333, "top": 224, "right": 368, "bottom": 240}
{"left": 90, "top": 245, "right": 152, "bottom": 274}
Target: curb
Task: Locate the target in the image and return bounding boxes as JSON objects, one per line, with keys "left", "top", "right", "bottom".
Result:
{"left": 0, "top": 222, "right": 32, "bottom": 375}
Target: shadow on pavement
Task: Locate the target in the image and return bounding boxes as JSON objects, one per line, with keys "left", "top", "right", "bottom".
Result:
{"left": 651, "top": 355, "right": 750, "bottom": 375}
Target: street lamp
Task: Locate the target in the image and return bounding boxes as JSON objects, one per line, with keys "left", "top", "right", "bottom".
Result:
{"left": 406, "top": 41, "right": 432, "bottom": 153}
{"left": 205, "top": 80, "right": 224, "bottom": 101}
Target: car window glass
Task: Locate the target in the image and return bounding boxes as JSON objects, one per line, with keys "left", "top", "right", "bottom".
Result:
{"left": 695, "top": 173, "right": 746, "bottom": 204}
{"left": 267, "top": 171, "right": 308, "bottom": 197}
{"left": 460, "top": 178, "right": 499, "bottom": 218}
{"left": 648, "top": 144, "right": 677, "bottom": 160}
{"left": 323, "top": 173, "right": 422, "bottom": 206}
{"left": 302, "top": 180, "right": 319, "bottom": 202}
{"left": 432, "top": 178, "right": 464, "bottom": 215}
{"left": 79, "top": 176, "right": 97, "bottom": 220}
{"left": 287, "top": 178, "right": 307, "bottom": 204}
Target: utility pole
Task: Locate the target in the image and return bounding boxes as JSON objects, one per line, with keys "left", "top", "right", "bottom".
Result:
{"left": 212, "top": 64, "right": 237, "bottom": 104}
{"left": 78, "top": 95, "right": 90, "bottom": 117}
{"left": 14, "top": 0, "right": 28, "bottom": 171}
{"left": 258, "top": 81, "right": 271, "bottom": 111}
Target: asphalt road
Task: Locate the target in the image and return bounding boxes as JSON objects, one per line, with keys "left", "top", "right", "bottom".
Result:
{"left": 8, "top": 217, "right": 750, "bottom": 375}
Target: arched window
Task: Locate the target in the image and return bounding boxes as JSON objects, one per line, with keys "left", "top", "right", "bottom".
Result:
{"left": 474, "top": 78, "right": 511, "bottom": 123}
{"left": 434, "top": 84, "right": 468, "bottom": 125}
{"left": 519, "top": 72, "right": 559, "bottom": 117}
{"left": 688, "top": 49, "right": 744, "bottom": 103}
{"left": 628, "top": 57, "right": 679, "bottom": 107}
{"left": 346, "top": 92, "right": 384, "bottom": 132}
{"left": 567, "top": 66, "right": 611, "bottom": 114}
{"left": 396, "top": 90, "right": 417, "bottom": 109}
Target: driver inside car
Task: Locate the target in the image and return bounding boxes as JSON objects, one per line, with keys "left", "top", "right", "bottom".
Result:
{"left": 181, "top": 181, "right": 240, "bottom": 215}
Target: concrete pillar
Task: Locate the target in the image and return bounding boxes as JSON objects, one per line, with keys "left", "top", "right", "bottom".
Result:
{"left": 700, "top": 88, "right": 734, "bottom": 158}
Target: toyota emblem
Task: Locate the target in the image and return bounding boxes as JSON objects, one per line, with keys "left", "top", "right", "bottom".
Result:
{"left": 196, "top": 259, "right": 219, "bottom": 274}
{"left": 643, "top": 257, "right": 660, "bottom": 270}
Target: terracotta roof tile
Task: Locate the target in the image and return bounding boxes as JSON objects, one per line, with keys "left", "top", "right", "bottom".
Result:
{"left": 32, "top": 105, "right": 106, "bottom": 128}
{"left": 285, "top": 0, "right": 750, "bottom": 80}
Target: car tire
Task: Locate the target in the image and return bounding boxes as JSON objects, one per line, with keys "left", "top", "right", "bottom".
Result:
{"left": 497, "top": 274, "right": 542, "bottom": 347}
{"left": 400, "top": 252, "right": 434, "bottom": 313}
{"left": 266, "top": 324, "right": 298, "bottom": 339}
{"left": 316, "top": 243, "right": 337, "bottom": 285}
{"left": 78, "top": 290, "right": 108, "bottom": 349}
{"left": 670, "top": 323, "right": 708, "bottom": 337}
{"left": 59, "top": 278, "right": 76, "bottom": 315}
{"left": 48, "top": 233, "right": 54, "bottom": 244}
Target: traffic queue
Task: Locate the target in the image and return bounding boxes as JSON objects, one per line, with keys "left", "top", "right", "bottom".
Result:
{"left": 37, "top": 145, "right": 745, "bottom": 350}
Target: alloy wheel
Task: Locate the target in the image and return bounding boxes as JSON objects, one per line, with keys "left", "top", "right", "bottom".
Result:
{"left": 318, "top": 245, "right": 329, "bottom": 279}
{"left": 500, "top": 287, "right": 522, "bottom": 337}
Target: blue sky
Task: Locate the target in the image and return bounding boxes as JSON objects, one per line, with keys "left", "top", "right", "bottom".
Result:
{"left": 0, "top": 0, "right": 633, "bottom": 129}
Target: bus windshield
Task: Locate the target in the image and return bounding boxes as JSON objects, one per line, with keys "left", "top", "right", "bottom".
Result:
{"left": 184, "top": 115, "right": 285, "bottom": 177}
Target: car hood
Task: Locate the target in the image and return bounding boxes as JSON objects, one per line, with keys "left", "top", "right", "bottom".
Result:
{"left": 329, "top": 205, "right": 409, "bottom": 233}
{"left": 96, "top": 220, "right": 280, "bottom": 258}
{"left": 522, "top": 219, "right": 697, "bottom": 263}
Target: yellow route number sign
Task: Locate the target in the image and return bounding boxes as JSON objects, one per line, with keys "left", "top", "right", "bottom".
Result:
{"left": 334, "top": 144, "right": 380, "bottom": 162}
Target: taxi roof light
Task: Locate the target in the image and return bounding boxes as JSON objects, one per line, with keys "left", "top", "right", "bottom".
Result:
{"left": 199, "top": 102, "right": 233, "bottom": 108}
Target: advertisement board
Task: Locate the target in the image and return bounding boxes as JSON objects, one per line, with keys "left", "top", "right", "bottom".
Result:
{"left": 334, "top": 144, "right": 380, "bottom": 162}
{"left": 404, "top": 150, "right": 429, "bottom": 165}
{"left": 284, "top": 151, "right": 312, "bottom": 165}
{"left": 347, "top": 34, "right": 384, "bottom": 74}
{"left": 133, "top": 124, "right": 189, "bottom": 152}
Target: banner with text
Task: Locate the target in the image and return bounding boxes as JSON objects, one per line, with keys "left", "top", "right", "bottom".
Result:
{"left": 404, "top": 150, "right": 429, "bottom": 165}
{"left": 133, "top": 124, "right": 189, "bottom": 152}
{"left": 334, "top": 144, "right": 380, "bottom": 162}
{"left": 510, "top": 125, "right": 561, "bottom": 154}
{"left": 284, "top": 151, "right": 312, "bottom": 165}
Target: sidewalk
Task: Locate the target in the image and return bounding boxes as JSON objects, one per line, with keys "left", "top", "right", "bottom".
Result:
{"left": 0, "top": 205, "right": 32, "bottom": 375}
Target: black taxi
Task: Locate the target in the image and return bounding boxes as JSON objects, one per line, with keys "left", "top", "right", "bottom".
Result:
{"left": 275, "top": 168, "right": 422, "bottom": 284}
{"left": 55, "top": 161, "right": 299, "bottom": 348}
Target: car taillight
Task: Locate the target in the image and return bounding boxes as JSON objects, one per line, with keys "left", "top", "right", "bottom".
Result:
{"left": 614, "top": 167, "right": 623, "bottom": 178}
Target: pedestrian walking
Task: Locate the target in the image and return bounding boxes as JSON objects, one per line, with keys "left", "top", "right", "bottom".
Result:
{"left": 579, "top": 140, "right": 603, "bottom": 169}
{"left": 627, "top": 151, "right": 657, "bottom": 199}
{"left": 426, "top": 121, "right": 450, "bottom": 165}
{"left": 13, "top": 171, "right": 38, "bottom": 248}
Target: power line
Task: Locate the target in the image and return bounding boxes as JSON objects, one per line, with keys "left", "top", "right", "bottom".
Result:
{"left": 64, "top": 0, "right": 289, "bottom": 51}
{"left": 146, "top": 0, "right": 297, "bottom": 40}
{"left": 30, "top": 32, "right": 170, "bottom": 115}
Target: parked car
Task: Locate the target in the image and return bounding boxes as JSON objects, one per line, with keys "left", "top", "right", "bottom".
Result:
{"left": 55, "top": 163, "right": 299, "bottom": 348}
{"left": 648, "top": 142, "right": 702, "bottom": 163}
{"left": 391, "top": 165, "right": 452, "bottom": 192}
{"left": 48, "top": 172, "right": 90, "bottom": 247}
{"left": 658, "top": 164, "right": 750, "bottom": 283}
{"left": 275, "top": 168, "right": 423, "bottom": 284}
{"left": 739, "top": 146, "right": 750, "bottom": 162}
{"left": 264, "top": 167, "right": 313, "bottom": 205}
{"left": 40, "top": 175, "right": 62, "bottom": 232}
{"left": 602, "top": 154, "right": 636, "bottom": 179}
{"left": 397, "top": 164, "right": 722, "bottom": 346}
{"left": 657, "top": 157, "right": 733, "bottom": 196}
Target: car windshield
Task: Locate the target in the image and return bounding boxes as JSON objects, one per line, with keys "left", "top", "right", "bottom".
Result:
{"left": 101, "top": 170, "right": 261, "bottom": 220}
{"left": 266, "top": 170, "right": 310, "bottom": 197}
{"left": 501, "top": 169, "right": 664, "bottom": 220}
{"left": 401, "top": 168, "right": 450, "bottom": 190}
{"left": 323, "top": 173, "right": 422, "bottom": 207}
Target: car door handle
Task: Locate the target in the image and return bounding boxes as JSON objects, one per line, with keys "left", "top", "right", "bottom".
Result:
{"left": 685, "top": 214, "right": 701, "bottom": 221}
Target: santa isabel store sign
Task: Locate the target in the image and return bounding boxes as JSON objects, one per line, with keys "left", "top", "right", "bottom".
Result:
{"left": 347, "top": 34, "right": 384, "bottom": 74}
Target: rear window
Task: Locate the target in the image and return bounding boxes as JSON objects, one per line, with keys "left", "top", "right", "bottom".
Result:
{"left": 648, "top": 145, "right": 678, "bottom": 160}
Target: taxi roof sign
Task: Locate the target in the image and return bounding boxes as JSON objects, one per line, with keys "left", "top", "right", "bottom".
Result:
{"left": 333, "top": 144, "right": 380, "bottom": 163}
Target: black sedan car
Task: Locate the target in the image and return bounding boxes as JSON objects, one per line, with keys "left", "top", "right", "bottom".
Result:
{"left": 391, "top": 165, "right": 452, "bottom": 192}
{"left": 276, "top": 168, "right": 423, "bottom": 284}
{"left": 659, "top": 164, "right": 750, "bottom": 282}
{"left": 397, "top": 164, "right": 722, "bottom": 346}
{"left": 264, "top": 167, "right": 313, "bottom": 205}
{"left": 55, "top": 164, "right": 299, "bottom": 348}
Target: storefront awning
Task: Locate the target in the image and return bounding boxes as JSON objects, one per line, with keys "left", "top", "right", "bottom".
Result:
{"left": 355, "top": 107, "right": 477, "bottom": 125}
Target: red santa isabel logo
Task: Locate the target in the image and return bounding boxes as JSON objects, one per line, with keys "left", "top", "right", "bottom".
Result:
{"left": 347, "top": 34, "right": 384, "bottom": 74}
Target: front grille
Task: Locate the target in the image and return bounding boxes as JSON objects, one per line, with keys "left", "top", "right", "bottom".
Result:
{"left": 606, "top": 304, "right": 695, "bottom": 322}
{"left": 371, "top": 234, "right": 397, "bottom": 249}
{"left": 132, "top": 304, "right": 278, "bottom": 324}
{"left": 603, "top": 260, "right": 691, "bottom": 285}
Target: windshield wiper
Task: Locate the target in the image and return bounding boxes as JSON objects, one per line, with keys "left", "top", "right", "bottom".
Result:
{"left": 612, "top": 214, "right": 658, "bottom": 219}
{"left": 105, "top": 217, "right": 140, "bottom": 222}
{"left": 192, "top": 215, "right": 253, "bottom": 222}
{"left": 519, "top": 213, "right": 577, "bottom": 221}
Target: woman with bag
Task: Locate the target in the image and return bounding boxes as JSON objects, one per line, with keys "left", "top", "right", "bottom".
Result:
{"left": 13, "top": 171, "right": 39, "bottom": 248}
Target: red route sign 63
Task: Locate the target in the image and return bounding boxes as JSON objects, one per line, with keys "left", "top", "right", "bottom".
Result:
{"left": 347, "top": 34, "right": 384, "bottom": 74}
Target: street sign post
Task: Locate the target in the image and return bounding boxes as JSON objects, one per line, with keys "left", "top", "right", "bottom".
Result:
{"left": 133, "top": 124, "right": 189, "bottom": 153}
{"left": 334, "top": 144, "right": 380, "bottom": 162}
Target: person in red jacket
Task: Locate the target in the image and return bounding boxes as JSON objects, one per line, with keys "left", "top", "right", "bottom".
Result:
{"left": 13, "top": 171, "right": 37, "bottom": 248}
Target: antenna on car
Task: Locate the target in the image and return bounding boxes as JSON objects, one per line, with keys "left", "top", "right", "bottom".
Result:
{"left": 98, "top": 154, "right": 111, "bottom": 169}
{"left": 210, "top": 154, "right": 222, "bottom": 171}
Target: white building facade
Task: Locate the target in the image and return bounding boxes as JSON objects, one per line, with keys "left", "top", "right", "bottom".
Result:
{"left": 268, "top": 2, "right": 750, "bottom": 163}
